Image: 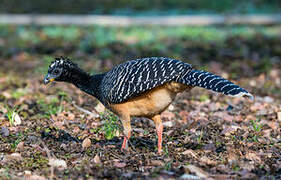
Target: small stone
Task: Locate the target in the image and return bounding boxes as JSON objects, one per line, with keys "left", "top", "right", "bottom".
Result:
{"left": 1, "top": 126, "right": 9, "bottom": 137}
{"left": 82, "top": 138, "right": 91, "bottom": 148}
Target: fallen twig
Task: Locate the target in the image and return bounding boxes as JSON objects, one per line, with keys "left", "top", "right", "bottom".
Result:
{"left": 72, "top": 101, "right": 99, "bottom": 118}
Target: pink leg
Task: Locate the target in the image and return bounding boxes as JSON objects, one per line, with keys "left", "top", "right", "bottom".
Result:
{"left": 121, "top": 131, "right": 131, "bottom": 151}
{"left": 120, "top": 115, "right": 131, "bottom": 152}
{"left": 152, "top": 115, "right": 163, "bottom": 154}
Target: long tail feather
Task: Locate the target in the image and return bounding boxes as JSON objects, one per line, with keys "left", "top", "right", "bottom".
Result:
{"left": 178, "top": 69, "right": 254, "bottom": 100}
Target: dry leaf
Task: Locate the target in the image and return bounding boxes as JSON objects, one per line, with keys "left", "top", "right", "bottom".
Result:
{"left": 245, "top": 153, "right": 261, "bottom": 163}
{"left": 53, "top": 121, "right": 65, "bottom": 129}
{"left": 82, "top": 138, "right": 91, "bottom": 148}
{"left": 213, "top": 112, "right": 233, "bottom": 122}
{"left": 227, "top": 152, "right": 238, "bottom": 164}
{"left": 200, "top": 156, "right": 217, "bottom": 165}
{"left": 4, "top": 153, "right": 22, "bottom": 162}
{"left": 181, "top": 149, "right": 198, "bottom": 158}
{"left": 183, "top": 165, "right": 209, "bottom": 178}
{"left": 267, "top": 121, "right": 278, "bottom": 130}
{"left": 180, "top": 174, "right": 200, "bottom": 179}
{"left": 163, "top": 121, "right": 173, "bottom": 127}
{"left": 150, "top": 160, "right": 164, "bottom": 166}
{"left": 13, "top": 112, "right": 22, "bottom": 126}
{"left": 161, "top": 111, "right": 175, "bottom": 120}
{"left": 27, "top": 175, "right": 47, "bottom": 180}
{"left": 24, "top": 171, "right": 46, "bottom": 180}
{"left": 24, "top": 170, "right": 32, "bottom": 176}
{"left": 16, "top": 141, "right": 25, "bottom": 151}
{"left": 48, "top": 158, "right": 67, "bottom": 169}
{"left": 95, "top": 103, "right": 105, "bottom": 113}
{"left": 93, "top": 154, "right": 102, "bottom": 164}
{"left": 114, "top": 161, "right": 126, "bottom": 168}
{"left": 179, "top": 110, "right": 189, "bottom": 123}
{"left": 73, "top": 126, "right": 80, "bottom": 134}
{"left": 2, "top": 91, "right": 11, "bottom": 98}
{"left": 67, "top": 113, "right": 75, "bottom": 120}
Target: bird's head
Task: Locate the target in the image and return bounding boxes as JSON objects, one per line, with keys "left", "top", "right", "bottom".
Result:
{"left": 44, "top": 57, "right": 79, "bottom": 84}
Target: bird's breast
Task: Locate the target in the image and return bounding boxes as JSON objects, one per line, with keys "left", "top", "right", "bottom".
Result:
{"left": 108, "top": 82, "right": 192, "bottom": 118}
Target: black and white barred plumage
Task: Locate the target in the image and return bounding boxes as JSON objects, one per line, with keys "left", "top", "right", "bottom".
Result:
{"left": 101, "top": 57, "right": 192, "bottom": 103}
{"left": 100, "top": 57, "right": 253, "bottom": 104}
{"left": 45, "top": 57, "right": 253, "bottom": 105}
{"left": 178, "top": 69, "right": 252, "bottom": 97}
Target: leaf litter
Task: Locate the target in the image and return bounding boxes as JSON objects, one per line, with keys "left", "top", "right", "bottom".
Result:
{"left": 0, "top": 33, "right": 281, "bottom": 179}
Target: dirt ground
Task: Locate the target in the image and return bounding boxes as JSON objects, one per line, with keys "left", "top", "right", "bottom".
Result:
{"left": 0, "top": 30, "right": 280, "bottom": 179}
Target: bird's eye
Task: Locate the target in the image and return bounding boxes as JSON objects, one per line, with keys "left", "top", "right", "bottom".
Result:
{"left": 53, "top": 69, "right": 60, "bottom": 75}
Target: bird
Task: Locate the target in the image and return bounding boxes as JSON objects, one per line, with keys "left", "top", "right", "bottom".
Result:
{"left": 44, "top": 56, "right": 253, "bottom": 154}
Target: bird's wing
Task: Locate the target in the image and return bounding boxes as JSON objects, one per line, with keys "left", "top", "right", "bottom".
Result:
{"left": 101, "top": 57, "right": 192, "bottom": 104}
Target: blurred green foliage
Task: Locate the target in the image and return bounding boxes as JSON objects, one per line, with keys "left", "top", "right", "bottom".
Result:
{"left": 0, "top": 25, "right": 280, "bottom": 78}
{"left": 1, "top": 25, "right": 280, "bottom": 49}
{"left": 0, "top": 0, "right": 280, "bottom": 14}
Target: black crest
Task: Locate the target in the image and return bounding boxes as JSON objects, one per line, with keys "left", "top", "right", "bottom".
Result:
{"left": 48, "top": 56, "right": 78, "bottom": 71}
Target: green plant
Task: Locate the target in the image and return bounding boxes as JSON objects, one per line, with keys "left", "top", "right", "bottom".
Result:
{"left": 197, "top": 130, "right": 204, "bottom": 144}
{"left": 0, "top": 167, "right": 11, "bottom": 179}
{"left": 251, "top": 119, "right": 262, "bottom": 132}
{"left": 163, "top": 146, "right": 170, "bottom": 157}
{"left": 37, "top": 95, "right": 64, "bottom": 118}
{"left": 5, "top": 106, "right": 18, "bottom": 126}
{"left": 164, "top": 160, "right": 173, "bottom": 171}
{"left": 199, "top": 94, "right": 209, "bottom": 102}
{"left": 250, "top": 119, "right": 262, "bottom": 142}
{"left": 11, "top": 133, "right": 23, "bottom": 149}
{"left": 100, "top": 111, "right": 120, "bottom": 140}
{"left": 232, "top": 165, "right": 240, "bottom": 171}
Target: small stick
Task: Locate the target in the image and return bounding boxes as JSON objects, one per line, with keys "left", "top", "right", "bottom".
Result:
{"left": 72, "top": 102, "right": 99, "bottom": 118}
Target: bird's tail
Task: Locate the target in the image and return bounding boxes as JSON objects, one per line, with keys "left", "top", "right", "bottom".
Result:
{"left": 178, "top": 69, "right": 254, "bottom": 100}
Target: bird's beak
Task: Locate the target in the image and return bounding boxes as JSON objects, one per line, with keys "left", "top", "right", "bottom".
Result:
{"left": 44, "top": 74, "right": 55, "bottom": 85}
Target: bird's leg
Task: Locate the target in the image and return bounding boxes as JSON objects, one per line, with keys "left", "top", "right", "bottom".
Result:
{"left": 120, "top": 115, "right": 131, "bottom": 152}
{"left": 152, "top": 114, "right": 163, "bottom": 154}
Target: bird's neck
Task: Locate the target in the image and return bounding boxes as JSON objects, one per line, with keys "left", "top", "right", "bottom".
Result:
{"left": 69, "top": 68, "right": 104, "bottom": 101}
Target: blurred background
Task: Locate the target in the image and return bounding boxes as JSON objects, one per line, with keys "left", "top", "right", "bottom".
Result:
{"left": 1, "top": 0, "right": 281, "bottom": 14}
{"left": 0, "top": 0, "right": 280, "bottom": 179}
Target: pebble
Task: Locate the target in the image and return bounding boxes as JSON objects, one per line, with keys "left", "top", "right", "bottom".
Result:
{"left": 0, "top": 127, "right": 9, "bottom": 137}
